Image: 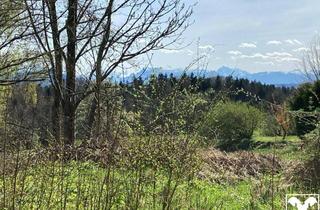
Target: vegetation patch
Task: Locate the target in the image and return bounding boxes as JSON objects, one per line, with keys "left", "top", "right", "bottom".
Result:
{"left": 198, "top": 149, "right": 283, "bottom": 183}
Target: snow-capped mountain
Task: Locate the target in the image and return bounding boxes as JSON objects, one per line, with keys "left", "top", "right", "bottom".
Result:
{"left": 120, "top": 66, "right": 308, "bottom": 86}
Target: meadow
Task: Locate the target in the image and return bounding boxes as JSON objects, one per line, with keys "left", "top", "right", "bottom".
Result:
{"left": 1, "top": 133, "right": 315, "bottom": 210}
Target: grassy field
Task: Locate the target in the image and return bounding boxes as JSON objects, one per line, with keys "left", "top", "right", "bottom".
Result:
{"left": 0, "top": 161, "right": 288, "bottom": 210}
{"left": 0, "top": 135, "right": 311, "bottom": 209}
{"left": 253, "top": 134, "right": 300, "bottom": 143}
{"left": 252, "top": 134, "right": 305, "bottom": 161}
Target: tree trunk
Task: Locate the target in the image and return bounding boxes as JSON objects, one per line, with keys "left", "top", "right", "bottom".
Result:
{"left": 281, "top": 126, "right": 287, "bottom": 140}
{"left": 85, "top": 97, "right": 97, "bottom": 139}
{"left": 52, "top": 92, "right": 61, "bottom": 142}
{"left": 95, "top": 73, "right": 102, "bottom": 141}
{"left": 86, "top": 0, "right": 114, "bottom": 142}
{"left": 64, "top": 0, "right": 77, "bottom": 145}
{"left": 48, "top": 0, "right": 63, "bottom": 143}
{"left": 63, "top": 103, "right": 75, "bottom": 145}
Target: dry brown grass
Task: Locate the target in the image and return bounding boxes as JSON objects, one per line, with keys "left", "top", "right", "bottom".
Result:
{"left": 198, "top": 148, "right": 283, "bottom": 183}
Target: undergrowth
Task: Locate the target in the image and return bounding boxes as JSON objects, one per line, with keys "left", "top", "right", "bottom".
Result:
{"left": 0, "top": 161, "right": 287, "bottom": 210}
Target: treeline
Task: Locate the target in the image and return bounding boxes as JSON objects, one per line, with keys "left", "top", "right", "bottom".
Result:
{"left": 121, "top": 73, "right": 294, "bottom": 106}
{"left": 117, "top": 73, "right": 295, "bottom": 137}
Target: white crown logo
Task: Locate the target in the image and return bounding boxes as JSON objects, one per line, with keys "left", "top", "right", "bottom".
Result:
{"left": 288, "top": 196, "right": 318, "bottom": 210}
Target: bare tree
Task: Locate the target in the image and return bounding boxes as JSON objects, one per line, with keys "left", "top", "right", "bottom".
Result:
{"left": 302, "top": 36, "right": 320, "bottom": 81}
{"left": 1, "top": 0, "right": 193, "bottom": 145}
{"left": 0, "top": 0, "right": 45, "bottom": 86}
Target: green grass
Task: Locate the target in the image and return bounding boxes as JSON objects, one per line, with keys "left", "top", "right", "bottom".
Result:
{"left": 253, "top": 135, "right": 300, "bottom": 143}
{"left": 189, "top": 179, "right": 286, "bottom": 210}
{"left": 0, "top": 134, "right": 309, "bottom": 209}
{"left": 252, "top": 131, "right": 300, "bottom": 143}
{"left": 251, "top": 134, "right": 305, "bottom": 161}
{"left": 254, "top": 144, "right": 304, "bottom": 161}
{"left": 1, "top": 161, "right": 288, "bottom": 210}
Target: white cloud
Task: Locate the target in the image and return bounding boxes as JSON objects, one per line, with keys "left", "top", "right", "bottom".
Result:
{"left": 228, "top": 50, "right": 242, "bottom": 55}
{"left": 239, "top": 42, "right": 257, "bottom": 48}
{"left": 159, "top": 48, "right": 196, "bottom": 56}
{"left": 232, "top": 51, "right": 300, "bottom": 63}
{"left": 285, "top": 40, "right": 295, "bottom": 45}
{"left": 240, "top": 53, "right": 268, "bottom": 59}
{"left": 293, "top": 47, "right": 309, "bottom": 52}
{"left": 285, "top": 39, "right": 303, "bottom": 45}
{"left": 199, "top": 45, "right": 215, "bottom": 51}
{"left": 293, "top": 39, "right": 303, "bottom": 45}
{"left": 267, "top": 40, "right": 282, "bottom": 45}
{"left": 266, "top": 52, "right": 293, "bottom": 57}
{"left": 279, "top": 57, "right": 300, "bottom": 62}
{"left": 264, "top": 51, "right": 300, "bottom": 62}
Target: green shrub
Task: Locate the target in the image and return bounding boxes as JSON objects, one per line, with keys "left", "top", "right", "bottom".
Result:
{"left": 301, "top": 123, "right": 320, "bottom": 189}
{"left": 289, "top": 81, "right": 320, "bottom": 137}
{"left": 260, "top": 114, "right": 280, "bottom": 136}
{"left": 199, "top": 101, "right": 263, "bottom": 151}
{"left": 260, "top": 113, "right": 296, "bottom": 137}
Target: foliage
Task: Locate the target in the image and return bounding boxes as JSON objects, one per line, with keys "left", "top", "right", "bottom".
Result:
{"left": 288, "top": 79, "right": 320, "bottom": 190}
{"left": 260, "top": 114, "right": 281, "bottom": 136}
{"left": 269, "top": 102, "right": 297, "bottom": 139}
{"left": 289, "top": 81, "right": 320, "bottom": 136}
{"left": 199, "top": 101, "right": 263, "bottom": 151}
{"left": 0, "top": 134, "right": 289, "bottom": 210}
{"left": 0, "top": 161, "right": 285, "bottom": 210}
{"left": 300, "top": 123, "right": 320, "bottom": 189}
{"left": 0, "top": 84, "right": 42, "bottom": 149}
{"left": 0, "top": 133, "right": 202, "bottom": 210}
{"left": 123, "top": 75, "right": 208, "bottom": 135}
{"left": 0, "top": 87, "right": 11, "bottom": 127}
{"left": 122, "top": 73, "right": 293, "bottom": 108}
{"left": 0, "top": 73, "right": 293, "bottom": 146}
{"left": 76, "top": 83, "right": 126, "bottom": 141}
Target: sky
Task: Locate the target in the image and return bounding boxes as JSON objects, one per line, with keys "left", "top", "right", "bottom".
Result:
{"left": 150, "top": 0, "right": 320, "bottom": 73}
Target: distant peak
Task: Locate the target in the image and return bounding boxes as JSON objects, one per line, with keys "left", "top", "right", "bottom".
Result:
{"left": 117, "top": 66, "right": 306, "bottom": 86}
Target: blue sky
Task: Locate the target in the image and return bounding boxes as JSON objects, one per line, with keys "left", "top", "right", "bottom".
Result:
{"left": 151, "top": 0, "right": 320, "bottom": 72}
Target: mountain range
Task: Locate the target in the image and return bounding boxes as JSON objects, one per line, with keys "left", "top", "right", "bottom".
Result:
{"left": 116, "top": 66, "right": 308, "bottom": 87}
